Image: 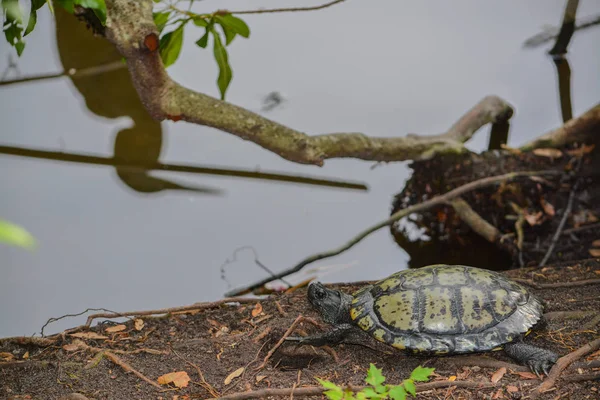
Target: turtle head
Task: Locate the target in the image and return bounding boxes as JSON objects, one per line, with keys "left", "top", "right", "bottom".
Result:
{"left": 307, "top": 282, "right": 352, "bottom": 325}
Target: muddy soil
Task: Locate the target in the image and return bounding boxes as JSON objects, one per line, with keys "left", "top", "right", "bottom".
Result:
{"left": 1, "top": 259, "right": 599, "bottom": 400}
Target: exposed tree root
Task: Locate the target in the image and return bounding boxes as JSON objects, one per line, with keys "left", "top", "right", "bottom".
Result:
{"left": 530, "top": 337, "right": 600, "bottom": 398}
{"left": 0, "top": 336, "right": 56, "bottom": 346}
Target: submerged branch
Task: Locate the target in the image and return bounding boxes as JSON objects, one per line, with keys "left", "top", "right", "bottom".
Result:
{"left": 226, "top": 170, "right": 560, "bottom": 296}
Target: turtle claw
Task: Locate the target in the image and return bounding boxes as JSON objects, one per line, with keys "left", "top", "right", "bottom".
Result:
{"left": 527, "top": 359, "right": 556, "bottom": 378}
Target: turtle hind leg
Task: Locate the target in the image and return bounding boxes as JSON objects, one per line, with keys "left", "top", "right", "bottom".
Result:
{"left": 503, "top": 341, "right": 559, "bottom": 377}
{"left": 285, "top": 324, "right": 354, "bottom": 347}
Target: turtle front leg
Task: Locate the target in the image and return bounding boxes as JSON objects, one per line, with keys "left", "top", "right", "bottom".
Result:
{"left": 504, "top": 342, "right": 559, "bottom": 377}
{"left": 285, "top": 324, "right": 354, "bottom": 347}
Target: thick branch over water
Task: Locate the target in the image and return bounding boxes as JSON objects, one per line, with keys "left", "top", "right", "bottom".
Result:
{"left": 103, "top": 0, "right": 513, "bottom": 166}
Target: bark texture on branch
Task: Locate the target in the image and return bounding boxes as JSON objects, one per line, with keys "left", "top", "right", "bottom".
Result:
{"left": 103, "top": 0, "right": 513, "bottom": 166}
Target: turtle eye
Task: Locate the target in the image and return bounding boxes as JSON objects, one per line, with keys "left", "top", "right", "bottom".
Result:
{"left": 315, "top": 287, "right": 327, "bottom": 300}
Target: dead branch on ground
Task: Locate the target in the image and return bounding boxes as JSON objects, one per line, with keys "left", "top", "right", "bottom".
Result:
{"left": 511, "top": 278, "right": 600, "bottom": 290}
{"left": 226, "top": 170, "right": 561, "bottom": 296}
{"left": 530, "top": 337, "right": 600, "bottom": 398}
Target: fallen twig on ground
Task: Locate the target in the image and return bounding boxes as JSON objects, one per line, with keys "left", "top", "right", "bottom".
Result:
{"left": 540, "top": 179, "right": 580, "bottom": 266}
{"left": 256, "top": 315, "right": 311, "bottom": 371}
{"left": 448, "top": 197, "right": 500, "bottom": 243}
{"left": 226, "top": 170, "right": 561, "bottom": 296}
{"left": 544, "top": 311, "right": 596, "bottom": 321}
{"left": 531, "top": 337, "right": 600, "bottom": 398}
{"left": 171, "top": 347, "right": 220, "bottom": 397}
{"left": 512, "top": 278, "right": 600, "bottom": 290}
{"left": 214, "top": 380, "right": 498, "bottom": 400}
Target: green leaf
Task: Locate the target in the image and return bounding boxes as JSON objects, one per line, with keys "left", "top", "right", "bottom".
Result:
{"left": 360, "top": 387, "right": 386, "bottom": 399}
{"left": 220, "top": 23, "right": 236, "bottom": 46}
{"left": 193, "top": 16, "right": 208, "bottom": 27}
{"left": 388, "top": 386, "right": 407, "bottom": 400}
{"left": 211, "top": 29, "right": 232, "bottom": 100}
{"left": 15, "top": 40, "right": 24, "bottom": 55}
{"left": 159, "top": 25, "right": 184, "bottom": 68}
{"left": 76, "top": 0, "right": 106, "bottom": 24}
{"left": 215, "top": 14, "right": 250, "bottom": 38}
{"left": 2, "top": 0, "right": 23, "bottom": 22}
{"left": 403, "top": 380, "right": 416, "bottom": 397}
{"left": 409, "top": 366, "right": 435, "bottom": 382}
{"left": 0, "top": 219, "right": 36, "bottom": 250}
{"left": 195, "top": 29, "right": 209, "bottom": 48}
{"left": 153, "top": 11, "right": 170, "bottom": 33}
{"left": 316, "top": 378, "right": 344, "bottom": 400}
{"left": 25, "top": 0, "right": 46, "bottom": 36}
{"left": 365, "top": 364, "right": 386, "bottom": 388}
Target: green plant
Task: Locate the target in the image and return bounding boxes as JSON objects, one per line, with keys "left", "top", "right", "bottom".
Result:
{"left": 317, "top": 363, "right": 435, "bottom": 400}
{"left": 1, "top": 0, "right": 249, "bottom": 100}
{"left": 0, "top": 218, "right": 37, "bottom": 250}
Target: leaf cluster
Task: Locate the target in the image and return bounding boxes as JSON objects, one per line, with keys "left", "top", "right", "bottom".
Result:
{"left": 154, "top": 6, "right": 250, "bottom": 100}
{"left": 317, "top": 364, "right": 435, "bottom": 400}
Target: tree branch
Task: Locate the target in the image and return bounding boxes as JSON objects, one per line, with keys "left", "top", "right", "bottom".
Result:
{"left": 520, "top": 102, "right": 600, "bottom": 151}
{"left": 225, "top": 170, "right": 560, "bottom": 296}
{"left": 103, "top": 0, "right": 512, "bottom": 166}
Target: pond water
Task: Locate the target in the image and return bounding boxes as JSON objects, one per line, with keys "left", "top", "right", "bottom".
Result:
{"left": 1, "top": 0, "right": 599, "bottom": 337}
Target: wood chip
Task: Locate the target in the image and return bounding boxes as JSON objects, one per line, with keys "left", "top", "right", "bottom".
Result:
{"left": 533, "top": 148, "right": 563, "bottom": 158}
{"left": 590, "top": 249, "right": 600, "bottom": 257}
{"left": 105, "top": 324, "right": 126, "bottom": 333}
{"left": 251, "top": 303, "right": 263, "bottom": 318}
{"left": 224, "top": 367, "right": 244, "bottom": 385}
{"left": 134, "top": 319, "right": 144, "bottom": 331}
{"left": 506, "top": 385, "right": 519, "bottom": 393}
{"left": 157, "top": 371, "right": 190, "bottom": 388}
{"left": 491, "top": 367, "right": 507, "bottom": 383}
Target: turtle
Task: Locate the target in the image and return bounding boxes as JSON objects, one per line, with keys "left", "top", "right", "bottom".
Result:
{"left": 285, "top": 264, "right": 559, "bottom": 375}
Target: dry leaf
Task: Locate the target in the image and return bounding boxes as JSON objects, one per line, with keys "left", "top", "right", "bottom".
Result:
{"left": 589, "top": 249, "right": 600, "bottom": 257}
{"left": 22, "top": 351, "right": 29, "bottom": 359}
{"left": 134, "top": 319, "right": 144, "bottom": 331}
{"left": 491, "top": 367, "right": 507, "bottom": 383}
{"left": 62, "top": 343, "right": 80, "bottom": 352}
{"left": 256, "top": 375, "right": 267, "bottom": 383}
{"left": 69, "top": 332, "right": 108, "bottom": 340}
{"left": 492, "top": 388, "right": 504, "bottom": 399}
{"left": 157, "top": 371, "right": 191, "bottom": 388}
{"left": 566, "top": 144, "right": 595, "bottom": 157}
{"left": 533, "top": 148, "right": 563, "bottom": 158}
{"left": 251, "top": 303, "right": 263, "bottom": 318}
{"left": 224, "top": 367, "right": 245, "bottom": 385}
{"left": 448, "top": 375, "right": 457, "bottom": 381}
{"left": 516, "top": 371, "right": 538, "bottom": 379}
{"left": 0, "top": 352, "right": 14, "bottom": 361}
{"left": 500, "top": 144, "right": 522, "bottom": 155}
{"left": 506, "top": 385, "right": 519, "bottom": 393}
{"left": 524, "top": 211, "right": 544, "bottom": 226}
{"left": 105, "top": 324, "right": 126, "bottom": 333}
{"left": 540, "top": 199, "right": 555, "bottom": 216}
{"left": 591, "top": 239, "right": 600, "bottom": 248}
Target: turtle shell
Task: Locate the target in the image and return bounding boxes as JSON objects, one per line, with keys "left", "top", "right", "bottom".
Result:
{"left": 349, "top": 264, "right": 543, "bottom": 354}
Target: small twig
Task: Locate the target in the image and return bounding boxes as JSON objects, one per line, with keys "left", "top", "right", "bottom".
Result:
{"left": 275, "top": 301, "right": 287, "bottom": 317}
{"left": 253, "top": 327, "right": 273, "bottom": 343}
{"left": 435, "top": 356, "right": 529, "bottom": 373}
{"left": 0, "top": 60, "right": 125, "bottom": 87}
{"left": 215, "top": 380, "right": 498, "bottom": 400}
{"left": 69, "top": 339, "right": 160, "bottom": 389}
{"left": 229, "top": 0, "right": 346, "bottom": 15}
{"left": 226, "top": 170, "right": 560, "bottom": 296}
{"left": 544, "top": 311, "right": 596, "bottom": 321}
{"left": 41, "top": 308, "right": 118, "bottom": 336}
{"left": 540, "top": 180, "right": 580, "bottom": 266}
{"left": 511, "top": 278, "right": 600, "bottom": 289}
{"left": 531, "top": 337, "right": 600, "bottom": 398}
{"left": 82, "top": 297, "right": 257, "bottom": 328}
{"left": 447, "top": 197, "right": 500, "bottom": 242}
{"left": 582, "top": 313, "right": 600, "bottom": 330}
{"left": 171, "top": 347, "right": 220, "bottom": 397}
{"left": 256, "top": 315, "right": 314, "bottom": 371}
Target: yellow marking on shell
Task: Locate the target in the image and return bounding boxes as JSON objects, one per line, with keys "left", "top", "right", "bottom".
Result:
{"left": 392, "top": 337, "right": 407, "bottom": 350}
{"left": 460, "top": 287, "right": 494, "bottom": 331}
{"left": 421, "top": 286, "right": 459, "bottom": 333}
{"left": 357, "top": 316, "right": 375, "bottom": 331}
{"left": 401, "top": 268, "right": 434, "bottom": 289}
{"left": 349, "top": 305, "right": 364, "bottom": 321}
{"left": 379, "top": 277, "right": 402, "bottom": 291}
{"left": 524, "top": 330, "right": 532, "bottom": 336}
{"left": 372, "top": 329, "right": 386, "bottom": 342}
{"left": 489, "top": 288, "right": 514, "bottom": 319}
{"left": 435, "top": 349, "right": 450, "bottom": 355}
{"left": 436, "top": 266, "right": 468, "bottom": 286}
{"left": 374, "top": 290, "right": 418, "bottom": 331}
{"left": 491, "top": 347, "right": 503, "bottom": 352}
{"left": 466, "top": 268, "right": 497, "bottom": 286}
